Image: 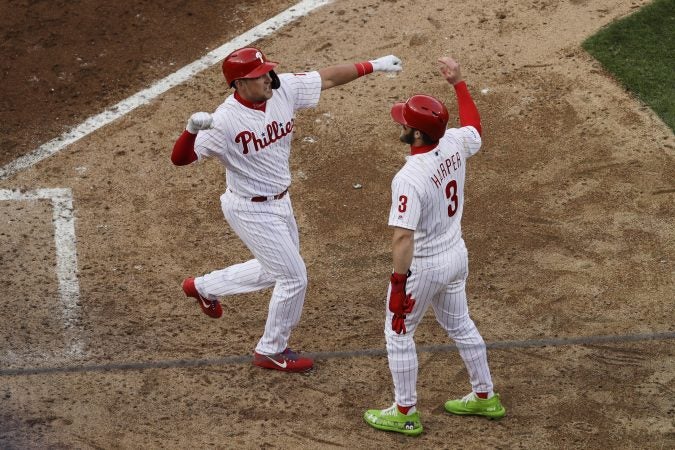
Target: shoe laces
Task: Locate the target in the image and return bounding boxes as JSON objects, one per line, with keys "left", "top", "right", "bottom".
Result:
{"left": 381, "top": 403, "right": 399, "bottom": 416}
{"left": 281, "top": 348, "right": 299, "bottom": 361}
{"left": 461, "top": 392, "right": 477, "bottom": 404}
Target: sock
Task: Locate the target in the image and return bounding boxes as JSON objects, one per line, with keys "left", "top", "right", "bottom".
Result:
{"left": 397, "top": 404, "right": 415, "bottom": 415}
{"left": 476, "top": 392, "right": 489, "bottom": 399}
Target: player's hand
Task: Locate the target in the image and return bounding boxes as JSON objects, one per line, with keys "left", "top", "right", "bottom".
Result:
{"left": 186, "top": 112, "right": 214, "bottom": 134}
{"left": 370, "top": 55, "right": 403, "bottom": 73}
{"left": 390, "top": 292, "right": 415, "bottom": 315}
{"left": 401, "top": 293, "right": 415, "bottom": 314}
{"left": 388, "top": 272, "right": 415, "bottom": 315}
{"left": 438, "top": 57, "right": 462, "bottom": 85}
{"left": 392, "top": 313, "right": 407, "bottom": 334}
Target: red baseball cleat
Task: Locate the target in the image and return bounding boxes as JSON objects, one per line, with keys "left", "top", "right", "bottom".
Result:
{"left": 182, "top": 277, "right": 222, "bottom": 319}
{"left": 252, "top": 348, "right": 314, "bottom": 372}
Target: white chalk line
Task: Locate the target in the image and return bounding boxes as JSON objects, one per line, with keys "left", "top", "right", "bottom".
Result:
{"left": 0, "top": 188, "right": 83, "bottom": 358}
{"left": 0, "top": 0, "right": 333, "bottom": 181}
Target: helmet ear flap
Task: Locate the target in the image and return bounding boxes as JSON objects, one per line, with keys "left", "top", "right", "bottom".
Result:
{"left": 270, "top": 70, "right": 280, "bottom": 89}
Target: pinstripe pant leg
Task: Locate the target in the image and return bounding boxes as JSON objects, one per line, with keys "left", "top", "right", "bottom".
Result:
{"left": 383, "top": 264, "right": 440, "bottom": 407}
{"left": 197, "top": 259, "right": 276, "bottom": 300}
{"left": 385, "top": 331, "right": 418, "bottom": 407}
{"left": 433, "top": 279, "right": 494, "bottom": 395}
{"left": 216, "top": 194, "right": 307, "bottom": 355}
{"left": 256, "top": 203, "right": 306, "bottom": 354}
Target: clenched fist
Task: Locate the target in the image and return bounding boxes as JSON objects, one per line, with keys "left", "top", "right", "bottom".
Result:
{"left": 186, "top": 112, "right": 214, "bottom": 134}
{"left": 388, "top": 272, "right": 416, "bottom": 315}
{"left": 438, "top": 56, "right": 462, "bottom": 85}
{"left": 370, "top": 55, "right": 403, "bottom": 73}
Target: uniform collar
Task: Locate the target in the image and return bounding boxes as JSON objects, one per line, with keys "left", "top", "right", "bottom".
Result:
{"left": 410, "top": 143, "right": 438, "bottom": 155}
{"left": 234, "top": 91, "right": 267, "bottom": 112}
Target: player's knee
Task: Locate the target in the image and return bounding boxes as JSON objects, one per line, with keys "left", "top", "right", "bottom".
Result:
{"left": 281, "top": 262, "right": 307, "bottom": 288}
{"left": 295, "top": 263, "right": 308, "bottom": 287}
{"left": 385, "top": 326, "right": 416, "bottom": 343}
{"left": 447, "top": 322, "right": 485, "bottom": 346}
{"left": 440, "top": 316, "right": 473, "bottom": 336}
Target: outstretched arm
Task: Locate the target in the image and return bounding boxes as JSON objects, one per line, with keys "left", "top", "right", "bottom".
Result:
{"left": 318, "top": 55, "right": 402, "bottom": 91}
{"left": 438, "top": 57, "right": 482, "bottom": 136}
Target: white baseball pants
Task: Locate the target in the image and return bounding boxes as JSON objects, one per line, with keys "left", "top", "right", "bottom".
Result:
{"left": 384, "top": 243, "right": 495, "bottom": 407}
{"left": 195, "top": 190, "right": 307, "bottom": 355}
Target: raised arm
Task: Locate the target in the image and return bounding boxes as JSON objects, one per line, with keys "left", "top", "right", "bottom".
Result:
{"left": 438, "top": 57, "right": 482, "bottom": 136}
{"left": 318, "top": 55, "right": 402, "bottom": 91}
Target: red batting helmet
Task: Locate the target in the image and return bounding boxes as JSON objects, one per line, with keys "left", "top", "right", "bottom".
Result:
{"left": 222, "top": 47, "right": 280, "bottom": 88}
{"left": 390, "top": 94, "right": 449, "bottom": 141}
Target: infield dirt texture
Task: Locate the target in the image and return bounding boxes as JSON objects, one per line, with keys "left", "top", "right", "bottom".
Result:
{"left": 1, "top": 0, "right": 673, "bottom": 448}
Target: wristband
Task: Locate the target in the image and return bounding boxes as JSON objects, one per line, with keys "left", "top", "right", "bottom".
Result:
{"left": 355, "top": 61, "right": 374, "bottom": 77}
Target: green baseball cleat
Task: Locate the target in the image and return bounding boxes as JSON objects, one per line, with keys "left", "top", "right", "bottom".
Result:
{"left": 363, "top": 403, "right": 423, "bottom": 436}
{"left": 444, "top": 392, "right": 506, "bottom": 419}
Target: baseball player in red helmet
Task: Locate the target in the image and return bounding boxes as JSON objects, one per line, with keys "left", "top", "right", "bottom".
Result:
{"left": 363, "top": 56, "right": 505, "bottom": 436}
{"left": 171, "top": 47, "right": 402, "bottom": 372}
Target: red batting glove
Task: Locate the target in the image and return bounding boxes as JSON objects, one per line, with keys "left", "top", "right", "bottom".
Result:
{"left": 389, "top": 272, "right": 408, "bottom": 315}
{"left": 392, "top": 313, "right": 407, "bottom": 334}
{"left": 401, "top": 294, "right": 415, "bottom": 314}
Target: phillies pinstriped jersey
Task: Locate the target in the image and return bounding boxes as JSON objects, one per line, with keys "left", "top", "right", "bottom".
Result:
{"left": 194, "top": 72, "right": 322, "bottom": 198}
{"left": 388, "top": 126, "right": 482, "bottom": 258}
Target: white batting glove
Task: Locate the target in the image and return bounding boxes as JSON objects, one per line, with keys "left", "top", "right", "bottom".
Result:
{"left": 186, "top": 112, "right": 214, "bottom": 134}
{"left": 370, "top": 55, "right": 403, "bottom": 73}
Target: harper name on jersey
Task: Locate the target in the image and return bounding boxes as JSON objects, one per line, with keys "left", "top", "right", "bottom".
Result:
{"left": 388, "top": 126, "right": 481, "bottom": 258}
{"left": 431, "top": 152, "right": 462, "bottom": 188}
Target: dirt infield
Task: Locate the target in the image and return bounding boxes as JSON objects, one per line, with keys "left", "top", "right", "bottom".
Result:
{"left": 1, "top": 0, "right": 673, "bottom": 448}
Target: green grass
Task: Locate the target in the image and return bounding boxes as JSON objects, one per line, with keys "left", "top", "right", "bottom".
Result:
{"left": 582, "top": 0, "right": 675, "bottom": 131}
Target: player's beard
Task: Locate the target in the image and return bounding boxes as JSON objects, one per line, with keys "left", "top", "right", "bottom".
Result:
{"left": 399, "top": 127, "right": 415, "bottom": 144}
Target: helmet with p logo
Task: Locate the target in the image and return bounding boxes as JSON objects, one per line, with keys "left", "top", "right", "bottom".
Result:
{"left": 222, "top": 47, "right": 280, "bottom": 88}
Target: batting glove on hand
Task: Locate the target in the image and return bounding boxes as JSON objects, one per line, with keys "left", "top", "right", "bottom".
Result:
{"left": 392, "top": 313, "right": 407, "bottom": 334}
{"left": 388, "top": 272, "right": 416, "bottom": 315}
{"left": 370, "top": 55, "right": 403, "bottom": 73}
{"left": 186, "top": 112, "right": 214, "bottom": 134}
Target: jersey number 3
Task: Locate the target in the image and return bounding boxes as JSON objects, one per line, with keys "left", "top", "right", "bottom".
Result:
{"left": 445, "top": 180, "right": 458, "bottom": 217}
{"left": 398, "top": 195, "right": 408, "bottom": 213}
{"left": 399, "top": 183, "right": 457, "bottom": 217}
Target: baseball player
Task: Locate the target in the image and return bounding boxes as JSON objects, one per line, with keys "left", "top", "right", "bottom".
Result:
{"left": 363, "top": 57, "right": 505, "bottom": 436}
{"left": 171, "top": 47, "right": 402, "bottom": 373}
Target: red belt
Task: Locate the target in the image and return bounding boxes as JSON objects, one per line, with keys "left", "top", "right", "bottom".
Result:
{"left": 251, "top": 189, "right": 288, "bottom": 202}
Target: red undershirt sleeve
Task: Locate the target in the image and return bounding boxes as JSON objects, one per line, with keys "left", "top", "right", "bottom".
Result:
{"left": 171, "top": 130, "right": 198, "bottom": 166}
{"left": 453, "top": 81, "right": 482, "bottom": 136}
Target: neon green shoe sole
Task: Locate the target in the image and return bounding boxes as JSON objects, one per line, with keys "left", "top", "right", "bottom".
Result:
{"left": 444, "top": 393, "right": 506, "bottom": 420}
{"left": 364, "top": 405, "right": 423, "bottom": 436}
